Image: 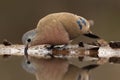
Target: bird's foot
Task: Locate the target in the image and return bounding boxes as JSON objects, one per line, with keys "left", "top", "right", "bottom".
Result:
{"left": 45, "top": 44, "right": 67, "bottom": 50}
{"left": 45, "top": 45, "right": 55, "bottom": 50}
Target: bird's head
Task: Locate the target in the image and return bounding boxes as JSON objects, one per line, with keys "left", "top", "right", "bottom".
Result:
{"left": 22, "top": 29, "right": 36, "bottom": 47}
{"left": 22, "top": 29, "right": 37, "bottom": 63}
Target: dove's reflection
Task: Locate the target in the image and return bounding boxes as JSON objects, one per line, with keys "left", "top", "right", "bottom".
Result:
{"left": 23, "top": 58, "right": 99, "bottom": 80}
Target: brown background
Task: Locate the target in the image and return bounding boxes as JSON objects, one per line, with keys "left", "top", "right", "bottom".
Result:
{"left": 0, "top": 0, "right": 120, "bottom": 80}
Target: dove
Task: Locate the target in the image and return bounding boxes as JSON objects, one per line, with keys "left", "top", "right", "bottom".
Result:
{"left": 22, "top": 12, "right": 107, "bottom": 63}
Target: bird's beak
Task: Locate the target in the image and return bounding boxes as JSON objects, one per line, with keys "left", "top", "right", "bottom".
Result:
{"left": 24, "top": 43, "right": 31, "bottom": 64}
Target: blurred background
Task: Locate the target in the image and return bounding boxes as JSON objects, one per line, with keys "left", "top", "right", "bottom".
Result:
{"left": 0, "top": 0, "right": 120, "bottom": 80}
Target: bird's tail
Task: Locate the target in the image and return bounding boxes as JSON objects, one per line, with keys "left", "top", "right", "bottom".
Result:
{"left": 83, "top": 31, "right": 109, "bottom": 47}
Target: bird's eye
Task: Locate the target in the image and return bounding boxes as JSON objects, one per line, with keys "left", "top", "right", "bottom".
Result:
{"left": 27, "top": 38, "right": 31, "bottom": 43}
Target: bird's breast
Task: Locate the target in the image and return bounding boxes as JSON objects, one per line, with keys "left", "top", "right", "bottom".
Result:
{"left": 41, "top": 25, "right": 70, "bottom": 45}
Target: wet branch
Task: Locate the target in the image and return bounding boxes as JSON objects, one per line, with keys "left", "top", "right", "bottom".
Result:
{"left": 0, "top": 41, "right": 120, "bottom": 64}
